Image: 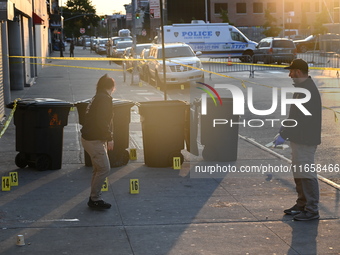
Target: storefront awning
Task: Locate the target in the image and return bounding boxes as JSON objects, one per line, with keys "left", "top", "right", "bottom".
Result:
{"left": 33, "top": 12, "right": 44, "bottom": 25}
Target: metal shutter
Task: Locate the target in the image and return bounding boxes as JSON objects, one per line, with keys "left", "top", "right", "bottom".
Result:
{"left": 0, "top": 24, "right": 4, "bottom": 121}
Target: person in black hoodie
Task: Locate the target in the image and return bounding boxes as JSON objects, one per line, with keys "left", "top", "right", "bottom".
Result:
{"left": 277, "top": 59, "right": 322, "bottom": 221}
{"left": 81, "top": 74, "right": 115, "bottom": 209}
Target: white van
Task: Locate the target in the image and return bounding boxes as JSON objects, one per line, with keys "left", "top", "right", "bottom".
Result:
{"left": 157, "top": 20, "right": 257, "bottom": 59}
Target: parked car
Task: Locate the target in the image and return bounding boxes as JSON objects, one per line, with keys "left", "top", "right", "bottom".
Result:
{"left": 123, "top": 43, "right": 153, "bottom": 73}
{"left": 294, "top": 33, "right": 340, "bottom": 53}
{"left": 146, "top": 43, "right": 204, "bottom": 87}
{"left": 112, "top": 40, "right": 133, "bottom": 59}
{"left": 138, "top": 48, "right": 151, "bottom": 80}
{"left": 133, "top": 43, "right": 153, "bottom": 58}
{"left": 294, "top": 35, "right": 319, "bottom": 53}
{"left": 91, "top": 38, "right": 98, "bottom": 51}
{"left": 82, "top": 37, "right": 91, "bottom": 47}
{"left": 107, "top": 36, "right": 133, "bottom": 57}
{"left": 252, "top": 37, "right": 297, "bottom": 64}
{"left": 95, "top": 38, "right": 109, "bottom": 55}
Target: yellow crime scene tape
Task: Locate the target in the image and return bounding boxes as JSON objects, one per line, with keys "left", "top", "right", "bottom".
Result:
{"left": 1, "top": 56, "right": 339, "bottom": 139}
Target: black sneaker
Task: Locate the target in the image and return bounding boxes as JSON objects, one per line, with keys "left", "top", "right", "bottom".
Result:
{"left": 284, "top": 204, "right": 304, "bottom": 215}
{"left": 87, "top": 198, "right": 111, "bottom": 209}
{"left": 294, "top": 211, "right": 320, "bottom": 221}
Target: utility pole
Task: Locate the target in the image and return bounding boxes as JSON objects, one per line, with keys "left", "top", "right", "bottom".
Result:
{"left": 160, "top": 0, "right": 167, "bottom": 100}
{"left": 131, "top": 0, "right": 139, "bottom": 86}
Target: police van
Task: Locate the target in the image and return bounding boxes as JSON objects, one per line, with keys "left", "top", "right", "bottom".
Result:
{"left": 157, "top": 20, "right": 257, "bottom": 60}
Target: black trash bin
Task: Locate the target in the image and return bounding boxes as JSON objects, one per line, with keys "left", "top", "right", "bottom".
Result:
{"left": 10, "top": 98, "right": 73, "bottom": 171}
{"left": 194, "top": 97, "right": 239, "bottom": 162}
{"left": 137, "top": 100, "right": 189, "bottom": 167}
{"left": 76, "top": 98, "right": 134, "bottom": 167}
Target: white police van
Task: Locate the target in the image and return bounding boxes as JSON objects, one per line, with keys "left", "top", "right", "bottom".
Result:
{"left": 157, "top": 20, "right": 257, "bottom": 60}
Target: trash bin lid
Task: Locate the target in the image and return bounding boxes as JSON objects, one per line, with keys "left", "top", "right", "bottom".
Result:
{"left": 137, "top": 100, "right": 188, "bottom": 109}
{"left": 16, "top": 98, "right": 73, "bottom": 108}
{"left": 75, "top": 99, "right": 92, "bottom": 106}
{"left": 112, "top": 98, "right": 135, "bottom": 108}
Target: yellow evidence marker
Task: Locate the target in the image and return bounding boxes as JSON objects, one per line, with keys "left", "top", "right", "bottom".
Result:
{"left": 9, "top": 172, "right": 18, "bottom": 186}
{"left": 129, "top": 148, "right": 137, "bottom": 160}
{"left": 2, "top": 176, "right": 11, "bottom": 191}
{"left": 130, "top": 179, "right": 139, "bottom": 194}
{"left": 101, "top": 177, "right": 109, "bottom": 191}
{"left": 173, "top": 157, "right": 181, "bottom": 170}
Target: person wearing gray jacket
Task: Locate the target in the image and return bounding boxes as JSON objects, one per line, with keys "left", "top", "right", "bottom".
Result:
{"left": 277, "top": 59, "right": 322, "bottom": 221}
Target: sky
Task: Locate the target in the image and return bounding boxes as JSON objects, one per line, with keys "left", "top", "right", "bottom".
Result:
{"left": 62, "top": 0, "right": 131, "bottom": 15}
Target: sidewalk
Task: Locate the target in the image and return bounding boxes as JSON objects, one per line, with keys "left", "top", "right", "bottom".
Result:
{"left": 0, "top": 46, "right": 339, "bottom": 255}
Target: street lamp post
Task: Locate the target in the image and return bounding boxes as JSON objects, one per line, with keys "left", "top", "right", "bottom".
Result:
{"left": 205, "top": 0, "right": 208, "bottom": 23}
{"left": 131, "top": 0, "right": 139, "bottom": 86}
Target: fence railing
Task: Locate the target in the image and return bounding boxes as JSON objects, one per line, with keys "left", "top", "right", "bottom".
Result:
{"left": 206, "top": 52, "right": 340, "bottom": 79}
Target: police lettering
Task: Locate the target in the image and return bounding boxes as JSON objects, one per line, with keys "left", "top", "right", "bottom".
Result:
{"left": 182, "top": 31, "right": 213, "bottom": 37}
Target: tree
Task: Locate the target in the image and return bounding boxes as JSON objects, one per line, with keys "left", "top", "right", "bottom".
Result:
{"left": 313, "top": 10, "right": 328, "bottom": 35}
{"left": 62, "top": 0, "right": 100, "bottom": 38}
{"left": 262, "top": 9, "right": 281, "bottom": 37}
{"left": 219, "top": 9, "right": 233, "bottom": 25}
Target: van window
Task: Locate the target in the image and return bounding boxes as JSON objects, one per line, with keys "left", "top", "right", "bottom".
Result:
{"left": 231, "top": 32, "right": 247, "bottom": 43}
{"left": 272, "top": 40, "right": 295, "bottom": 48}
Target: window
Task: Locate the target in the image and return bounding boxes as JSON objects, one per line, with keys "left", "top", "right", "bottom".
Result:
{"left": 236, "top": 3, "right": 247, "bottom": 14}
{"left": 158, "top": 46, "right": 195, "bottom": 58}
{"left": 231, "top": 32, "right": 247, "bottom": 43}
{"left": 285, "top": 2, "right": 294, "bottom": 12}
{"left": 267, "top": 2, "right": 276, "bottom": 13}
{"left": 214, "top": 3, "right": 228, "bottom": 14}
{"left": 301, "top": 2, "right": 310, "bottom": 12}
{"left": 253, "top": 3, "right": 263, "bottom": 13}
{"left": 272, "top": 40, "right": 295, "bottom": 48}
{"left": 259, "top": 41, "right": 270, "bottom": 47}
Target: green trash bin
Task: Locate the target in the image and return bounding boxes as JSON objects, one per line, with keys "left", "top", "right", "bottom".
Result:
{"left": 9, "top": 98, "right": 73, "bottom": 171}
{"left": 76, "top": 98, "right": 134, "bottom": 167}
{"left": 137, "top": 100, "right": 189, "bottom": 167}
{"left": 196, "top": 97, "right": 239, "bottom": 162}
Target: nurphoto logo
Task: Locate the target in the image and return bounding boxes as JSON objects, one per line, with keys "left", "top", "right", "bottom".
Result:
{"left": 196, "top": 82, "right": 312, "bottom": 128}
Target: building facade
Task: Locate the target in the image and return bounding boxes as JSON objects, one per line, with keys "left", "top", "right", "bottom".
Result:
{"left": 210, "top": 0, "right": 339, "bottom": 33}
{"left": 0, "top": 0, "right": 50, "bottom": 121}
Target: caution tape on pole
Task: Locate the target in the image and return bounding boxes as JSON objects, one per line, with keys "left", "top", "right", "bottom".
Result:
{"left": 0, "top": 98, "right": 20, "bottom": 139}
{"left": 5, "top": 55, "right": 340, "bottom": 126}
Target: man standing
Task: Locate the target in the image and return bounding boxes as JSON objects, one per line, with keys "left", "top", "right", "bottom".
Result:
{"left": 278, "top": 59, "right": 322, "bottom": 221}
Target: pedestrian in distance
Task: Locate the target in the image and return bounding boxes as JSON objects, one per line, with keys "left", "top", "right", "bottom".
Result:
{"left": 274, "top": 59, "right": 322, "bottom": 221}
{"left": 70, "top": 40, "right": 75, "bottom": 57}
{"left": 59, "top": 40, "right": 64, "bottom": 57}
{"left": 81, "top": 74, "right": 115, "bottom": 209}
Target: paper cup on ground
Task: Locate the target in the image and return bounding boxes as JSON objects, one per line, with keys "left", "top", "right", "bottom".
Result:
{"left": 16, "top": 235, "right": 25, "bottom": 246}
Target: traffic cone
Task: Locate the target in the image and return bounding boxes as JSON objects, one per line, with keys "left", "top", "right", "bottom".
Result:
{"left": 227, "top": 56, "right": 232, "bottom": 66}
